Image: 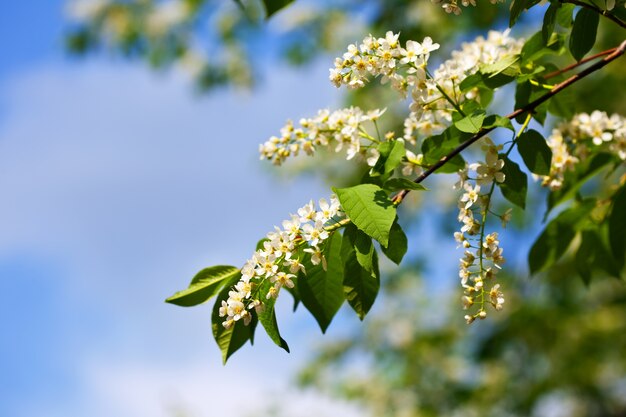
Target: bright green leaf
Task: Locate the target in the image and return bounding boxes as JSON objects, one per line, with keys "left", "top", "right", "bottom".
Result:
{"left": 556, "top": 3, "right": 575, "bottom": 27}
{"left": 333, "top": 184, "right": 396, "bottom": 247}
{"left": 257, "top": 281, "right": 290, "bottom": 352}
{"left": 166, "top": 265, "right": 240, "bottom": 307}
{"left": 569, "top": 8, "right": 599, "bottom": 61}
{"left": 498, "top": 155, "right": 528, "bottom": 209}
{"left": 455, "top": 110, "right": 486, "bottom": 134}
{"left": 517, "top": 129, "right": 552, "bottom": 176}
{"left": 483, "top": 114, "right": 514, "bottom": 131}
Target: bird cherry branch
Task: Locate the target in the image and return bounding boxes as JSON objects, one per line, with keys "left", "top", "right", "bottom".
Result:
{"left": 392, "top": 39, "right": 626, "bottom": 205}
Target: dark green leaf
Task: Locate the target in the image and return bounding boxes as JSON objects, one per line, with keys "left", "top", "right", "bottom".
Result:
{"left": 381, "top": 220, "right": 408, "bottom": 265}
{"left": 341, "top": 231, "right": 380, "bottom": 320}
{"left": 542, "top": 3, "right": 559, "bottom": 44}
{"left": 257, "top": 281, "right": 290, "bottom": 352}
{"left": 575, "top": 231, "right": 594, "bottom": 285}
{"left": 510, "top": 0, "right": 530, "bottom": 27}
{"left": 297, "top": 232, "right": 345, "bottom": 333}
{"left": 483, "top": 114, "right": 514, "bottom": 131}
{"left": 211, "top": 274, "right": 253, "bottom": 364}
{"left": 609, "top": 184, "right": 626, "bottom": 268}
{"left": 166, "top": 265, "right": 240, "bottom": 307}
{"left": 343, "top": 224, "right": 376, "bottom": 273}
{"left": 517, "top": 129, "right": 552, "bottom": 176}
{"left": 529, "top": 200, "right": 595, "bottom": 274}
{"left": 455, "top": 110, "right": 486, "bottom": 134}
{"left": 262, "top": 0, "right": 294, "bottom": 18}
{"left": 333, "top": 184, "right": 396, "bottom": 247}
{"left": 383, "top": 178, "right": 427, "bottom": 192}
{"left": 569, "top": 8, "right": 599, "bottom": 61}
{"left": 498, "top": 156, "right": 528, "bottom": 209}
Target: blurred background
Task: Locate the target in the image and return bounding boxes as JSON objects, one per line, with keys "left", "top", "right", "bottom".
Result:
{"left": 1, "top": 1, "right": 625, "bottom": 417}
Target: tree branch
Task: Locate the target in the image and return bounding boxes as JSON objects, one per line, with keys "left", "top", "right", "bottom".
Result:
{"left": 392, "top": 39, "right": 626, "bottom": 205}
{"left": 543, "top": 48, "right": 616, "bottom": 79}
{"left": 559, "top": 0, "right": 626, "bottom": 29}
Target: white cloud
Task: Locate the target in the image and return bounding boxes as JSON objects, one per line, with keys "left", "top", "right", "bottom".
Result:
{"left": 0, "top": 59, "right": 363, "bottom": 416}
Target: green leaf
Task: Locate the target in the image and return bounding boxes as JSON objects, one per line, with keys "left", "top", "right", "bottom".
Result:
{"left": 421, "top": 125, "right": 469, "bottom": 172}
{"left": 510, "top": 0, "right": 530, "bottom": 27}
{"left": 343, "top": 224, "right": 376, "bottom": 273}
{"left": 517, "top": 129, "right": 552, "bottom": 176}
{"left": 556, "top": 3, "right": 575, "bottom": 27}
{"left": 383, "top": 178, "right": 427, "bottom": 192}
{"left": 257, "top": 281, "right": 290, "bottom": 352}
{"left": 609, "top": 184, "right": 626, "bottom": 268}
{"left": 547, "top": 153, "right": 614, "bottom": 213}
{"left": 211, "top": 274, "right": 253, "bottom": 364}
{"left": 542, "top": 3, "right": 559, "bottom": 44}
{"left": 498, "top": 155, "right": 527, "bottom": 209}
{"left": 569, "top": 8, "right": 599, "bottom": 61}
{"left": 459, "top": 73, "right": 484, "bottom": 92}
{"left": 372, "top": 140, "right": 405, "bottom": 177}
{"left": 262, "top": 0, "right": 294, "bottom": 18}
{"left": 483, "top": 114, "right": 514, "bottom": 131}
{"left": 575, "top": 231, "right": 594, "bottom": 285}
{"left": 333, "top": 184, "right": 396, "bottom": 247}
{"left": 166, "top": 265, "right": 240, "bottom": 307}
{"left": 481, "top": 55, "right": 520, "bottom": 77}
{"left": 341, "top": 230, "right": 380, "bottom": 320}
{"left": 529, "top": 200, "right": 595, "bottom": 274}
{"left": 297, "top": 232, "right": 345, "bottom": 333}
{"left": 454, "top": 110, "right": 486, "bottom": 134}
{"left": 381, "top": 220, "right": 408, "bottom": 265}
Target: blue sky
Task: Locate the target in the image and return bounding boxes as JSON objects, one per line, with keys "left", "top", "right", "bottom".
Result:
{"left": 0, "top": 2, "right": 367, "bottom": 416}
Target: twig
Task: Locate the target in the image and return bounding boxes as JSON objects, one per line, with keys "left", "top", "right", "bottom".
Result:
{"left": 392, "top": 39, "right": 626, "bottom": 205}
{"left": 559, "top": 0, "right": 626, "bottom": 29}
{"left": 543, "top": 48, "right": 616, "bottom": 79}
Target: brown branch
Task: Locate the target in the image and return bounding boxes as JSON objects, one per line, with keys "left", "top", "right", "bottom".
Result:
{"left": 392, "top": 39, "right": 626, "bottom": 205}
{"left": 559, "top": 0, "right": 626, "bottom": 29}
{"left": 543, "top": 47, "right": 616, "bottom": 79}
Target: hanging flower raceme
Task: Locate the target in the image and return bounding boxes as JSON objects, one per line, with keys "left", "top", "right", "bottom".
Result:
{"left": 431, "top": 0, "right": 506, "bottom": 14}
{"left": 219, "top": 196, "right": 346, "bottom": 329}
{"left": 259, "top": 107, "right": 387, "bottom": 165}
{"left": 454, "top": 139, "right": 508, "bottom": 323}
{"left": 542, "top": 111, "right": 626, "bottom": 190}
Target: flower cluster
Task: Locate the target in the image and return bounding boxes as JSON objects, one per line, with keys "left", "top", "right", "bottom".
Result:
{"left": 259, "top": 107, "right": 386, "bottom": 165}
{"left": 329, "top": 31, "right": 440, "bottom": 96}
{"left": 454, "top": 139, "right": 508, "bottom": 323}
{"left": 219, "top": 196, "right": 345, "bottom": 329}
{"left": 405, "top": 30, "right": 524, "bottom": 140}
{"left": 542, "top": 111, "right": 626, "bottom": 190}
{"left": 430, "top": 0, "right": 505, "bottom": 14}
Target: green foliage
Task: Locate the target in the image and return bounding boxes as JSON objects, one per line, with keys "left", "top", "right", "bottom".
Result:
{"left": 333, "top": 184, "right": 396, "bottom": 247}
{"left": 380, "top": 220, "right": 408, "bottom": 265}
{"left": 297, "top": 232, "right": 345, "bottom": 332}
{"left": 517, "top": 129, "right": 552, "bottom": 176}
{"left": 261, "top": 0, "right": 294, "bottom": 18}
{"left": 609, "top": 184, "right": 626, "bottom": 268}
{"left": 569, "top": 8, "right": 600, "bottom": 61}
{"left": 454, "top": 110, "right": 486, "bottom": 134}
{"left": 498, "top": 155, "right": 528, "bottom": 209}
{"left": 166, "top": 265, "right": 240, "bottom": 307}
{"left": 382, "top": 178, "right": 427, "bottom": 192}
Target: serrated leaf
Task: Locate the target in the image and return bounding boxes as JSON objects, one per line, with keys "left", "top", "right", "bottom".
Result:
{"left": 609, "top": 184, "right": 626, "bottom": 269}
{"left": 381, "top": 220, "right": 408, "bottom": 265}
{"left": 529, "top": 200, "right": 595, "bottom": 274}
{"left": 455, "top": 110, "right": 486, "bottom": 134}
{"left": 166, "top": 265, "right": 240, "bottom": 307}
{"left": 569, "top": 8, "right": 599, "bottom": 61}
{"left": 297, "top": 232, "right": 345, "bottom": 333}
{"left": 517, "top": 129, "right": 552, "bottom": 176}
{"left": 211, "top": 274, "right": 253, "bottom": 364}
{"left": 257, "top": 283, "right": 290, "bottom": 352}
{"left": 262, "top": 0, "right": 294, "bottom": 18}
{"left": 383, "top": 178, "right": 427, "bottom": 192}
{"left": 333, "top": 184, "right": 396, "bottom": 247}
{"left": 498, "top": 155, "right": 527, "bottom": 209}
{"left": 341, "top": 233, "right": 380, "bottom": 320}
{"left": 542, "top": 3, "right": 559, "bottom": 44}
